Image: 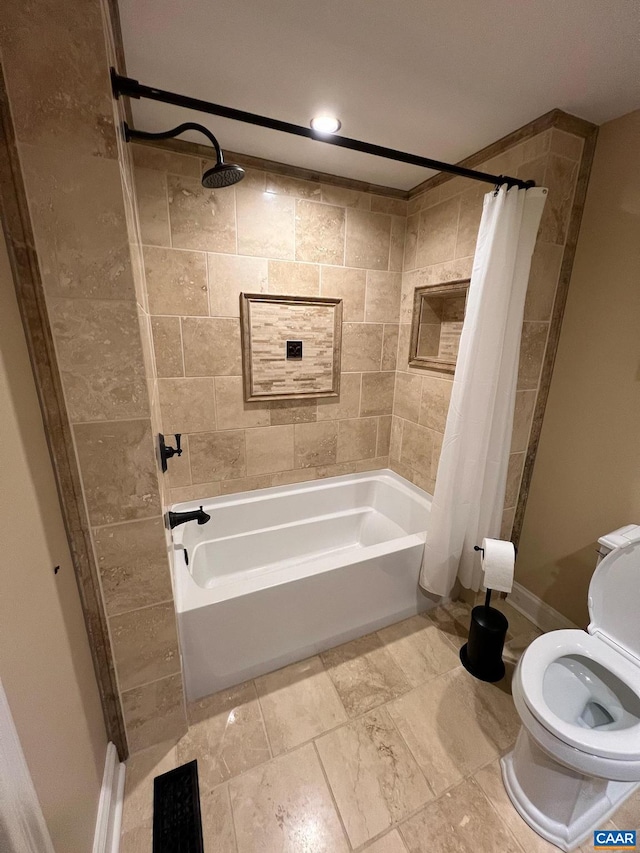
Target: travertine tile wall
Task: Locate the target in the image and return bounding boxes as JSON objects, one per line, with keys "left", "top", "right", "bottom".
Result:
{"left": 0, "top": 0, "right": 187, "bottom": 753}
{"left": 132, "top": 142, "right": 407, "bottom": 502}
{"left": 390, "top": 128, "right": 585, "bottom": 540}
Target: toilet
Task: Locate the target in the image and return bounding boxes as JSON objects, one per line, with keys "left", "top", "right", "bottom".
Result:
{"left": 501, "top": 524, "right": 640, "bottom": 851}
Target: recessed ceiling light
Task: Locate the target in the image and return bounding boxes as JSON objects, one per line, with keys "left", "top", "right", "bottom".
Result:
{"left": 310, "top": 115, "right": 342, "bottom": 134}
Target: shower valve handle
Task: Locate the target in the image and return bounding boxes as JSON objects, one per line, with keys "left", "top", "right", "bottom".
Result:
{"left": 159, "top": 433, "right": 182, "bottom": 472}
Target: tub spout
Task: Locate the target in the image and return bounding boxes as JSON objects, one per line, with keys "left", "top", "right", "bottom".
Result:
{"left": 168, "top": 506, "right": 210, "bottom": 530}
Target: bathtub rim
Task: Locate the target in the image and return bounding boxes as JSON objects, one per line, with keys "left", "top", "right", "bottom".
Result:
{"left": 170, "top": 469, "right": 431, "bottom": 612}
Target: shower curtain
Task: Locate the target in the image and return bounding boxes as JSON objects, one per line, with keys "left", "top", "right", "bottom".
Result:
{"left": 420, "top": 184, "right": 547, "bottom": 597}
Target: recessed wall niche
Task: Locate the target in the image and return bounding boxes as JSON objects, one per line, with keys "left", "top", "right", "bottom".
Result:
{"left": 240, "top": 293, "right": 343, "bottom": 402}
{"left": 409, "top": 278, "right": 469, "bottom": 372}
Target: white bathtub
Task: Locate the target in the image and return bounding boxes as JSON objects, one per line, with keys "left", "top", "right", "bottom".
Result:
{"left": 171, "top": 470, "right": 434, "bottom": 700}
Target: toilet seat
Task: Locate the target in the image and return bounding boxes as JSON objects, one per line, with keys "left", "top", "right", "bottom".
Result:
{"left": 518, "top": 629, "right": 640, "bottom": 761}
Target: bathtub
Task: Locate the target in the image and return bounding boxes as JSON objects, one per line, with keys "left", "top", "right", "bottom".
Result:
{"left": 170, "top": 469, "right": 434, "bottom": 700}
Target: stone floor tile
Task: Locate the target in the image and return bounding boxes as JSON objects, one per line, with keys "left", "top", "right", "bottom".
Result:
{"left": 321, "top": 631, "right": 411, "bottom": 717}
{"left": 377, "top": 613, "right": 460, "bottom": 686}
{"left": 177, "top": 681, "right": 271, "bottom": 792}
{"left": 229, "top": 743, "right": 348, "bottom": 852}
{"left": 255, "top": 655, "right": 347, "bottom": 754}
{"left": 316, "top": 706, "right": 432, "bottom": 848}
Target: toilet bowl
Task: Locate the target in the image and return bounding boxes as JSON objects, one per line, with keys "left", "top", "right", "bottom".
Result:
{"left": 501, "top": 525, "right": 640, "bottom": 851}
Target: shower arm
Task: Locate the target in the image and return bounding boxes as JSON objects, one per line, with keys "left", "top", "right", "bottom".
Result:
{"left": 111, "top": 70, "right": 535, "bottom": 192}
{"left": 124, "top": 121, "right": 224, "bottom": 163}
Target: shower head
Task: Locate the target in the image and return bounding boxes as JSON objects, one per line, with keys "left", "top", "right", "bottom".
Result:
{"left": 202, "top": 161, "right": 245, "bottom": 189}
{"left": 123, "top": 121, "right": 244, "bottom": 189}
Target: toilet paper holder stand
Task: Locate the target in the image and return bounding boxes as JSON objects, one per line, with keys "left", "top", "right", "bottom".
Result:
{"left": 473, "top": 545, "right": 495, "bottom": 608}
{"left": 459, "top": 544, "right": 513, "bottom": 683}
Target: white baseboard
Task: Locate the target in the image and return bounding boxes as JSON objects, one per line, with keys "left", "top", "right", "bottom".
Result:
{"left": 93, "top": 742, "right": 126, "bottom": 853}
{"left": 508, "top": 581, "right": 579, "bottom": 633}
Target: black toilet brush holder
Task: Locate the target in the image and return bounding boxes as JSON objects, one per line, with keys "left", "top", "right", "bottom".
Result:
{"left": 459, "top": 546, "right": 509, "bottom": 682}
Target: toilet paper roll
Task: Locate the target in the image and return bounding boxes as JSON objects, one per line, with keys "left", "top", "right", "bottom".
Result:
{"left": 480, "top": 537, "right": 515, "bottom": 593}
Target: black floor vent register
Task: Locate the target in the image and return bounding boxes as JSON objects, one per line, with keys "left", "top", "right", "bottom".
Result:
{"left": 153, "top": 759, "right": 205, "bottom": 852}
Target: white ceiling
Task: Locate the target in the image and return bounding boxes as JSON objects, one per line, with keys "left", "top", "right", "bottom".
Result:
{"left": 118, "top": 0, "right": 640, "bottom": 190}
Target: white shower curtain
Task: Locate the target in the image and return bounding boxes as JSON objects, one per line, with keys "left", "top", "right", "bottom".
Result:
{"left": 420, "top": 185, "right": 547, "bottom": 596}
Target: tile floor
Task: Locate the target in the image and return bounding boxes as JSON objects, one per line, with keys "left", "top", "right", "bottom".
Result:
{"left": 119, "top": 599, "right": 639, "bottom": 852}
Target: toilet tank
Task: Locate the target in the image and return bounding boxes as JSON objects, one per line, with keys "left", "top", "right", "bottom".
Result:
{"left": 596, "top": 524, "right": 640, "bottom": 564}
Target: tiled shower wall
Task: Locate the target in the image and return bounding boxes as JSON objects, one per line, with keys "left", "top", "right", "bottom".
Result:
{"left": 132, "top": 143, "right": 408, "bottom": 502}
{"left": 0, "top": 0, "right": 187, "bottom": 753}
{"left": 390, "top": 128, "right": 585, "bottom": 540}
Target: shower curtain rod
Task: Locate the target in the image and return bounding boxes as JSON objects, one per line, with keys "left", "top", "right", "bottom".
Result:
{"left": 111, "top": 70, "right": 535, "bottom": 191}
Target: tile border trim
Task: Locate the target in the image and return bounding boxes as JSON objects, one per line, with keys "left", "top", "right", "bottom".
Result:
{"left": 513, "top": 120, "right": 598, "bottom": 547}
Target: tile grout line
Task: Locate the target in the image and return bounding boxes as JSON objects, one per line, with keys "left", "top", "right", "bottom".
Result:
{"left": 222, "top": 779, "right": 240, "bottom": 853}
{"left": 251, "top": 681, "right": 275, "bottom": 761}
{"left": 471, "top": 774, "right": 530, "bottom": 853}
{"left": 312, "top": 738, "right": 355, "bottom": 851}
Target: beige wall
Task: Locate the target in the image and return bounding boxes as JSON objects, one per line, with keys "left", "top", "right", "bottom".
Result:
{"left": 390, "top": 127, "right": 586, "bottom": 542}
{"left": 0, "top": 0, "right": 187, "bottom": 753}
{"left": 0, "top": 229, "right": 106, "bottom": 852}
{"left": 132, "top": 143, "right": 407, "bottom": 501}
{"left": 516, "top": 109, "right": 640, "bottom": 627}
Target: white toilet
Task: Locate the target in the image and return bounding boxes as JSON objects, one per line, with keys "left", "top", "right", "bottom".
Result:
{"left": 501, "top": 524, "right": 640, "bottom": 851}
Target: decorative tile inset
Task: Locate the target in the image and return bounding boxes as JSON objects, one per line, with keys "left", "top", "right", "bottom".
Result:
{"left": 241, "top": 294, "right": 341, "bottom": 400}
